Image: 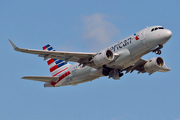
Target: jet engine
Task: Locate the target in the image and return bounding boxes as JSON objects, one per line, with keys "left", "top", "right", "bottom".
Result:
{"left": 93, "top": 49, "right": 114, "bottom": 66}
{"left": 144, "top": 57, "right": 165, "bottom": 74}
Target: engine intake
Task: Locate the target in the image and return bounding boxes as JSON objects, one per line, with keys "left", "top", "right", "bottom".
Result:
{"left": 93, "top": 49, "right": 114, "bottom": 66}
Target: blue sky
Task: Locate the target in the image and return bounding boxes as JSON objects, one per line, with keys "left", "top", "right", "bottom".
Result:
{"left": 1, "top": 0, "right": 180, "bottom": 120}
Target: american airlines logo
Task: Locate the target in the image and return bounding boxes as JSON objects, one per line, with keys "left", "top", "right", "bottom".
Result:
{"left": 134, "top": 33, "right": 139, "bottom": 40}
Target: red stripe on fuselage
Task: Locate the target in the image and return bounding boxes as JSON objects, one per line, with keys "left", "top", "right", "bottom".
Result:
{"left": 50, "top": 65, "right": 58, "bottom": 72}
{"left": 53, "top": 68, "right": 68, "bottom": 77}
{"left": 47, "top": 59, "right": 54, "bottom": 65}
{"left": 51, "top": 71, "right": 70, "bottom": 86}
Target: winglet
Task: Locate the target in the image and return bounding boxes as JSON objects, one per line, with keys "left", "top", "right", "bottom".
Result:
{"left": 8, "top": 39, "right": 18, "bottom": 50}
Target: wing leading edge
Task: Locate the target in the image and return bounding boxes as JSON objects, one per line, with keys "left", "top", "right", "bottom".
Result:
{"left": 8, "top": 39, "right": 95, "bottom": 63}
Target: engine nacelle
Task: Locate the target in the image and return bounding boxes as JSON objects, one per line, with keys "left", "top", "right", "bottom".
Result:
{"left": 144, "top": 57, "right": 165, "bottom": 74}
{"left": 93, "top": 49, "right": 114, "bottom": 66}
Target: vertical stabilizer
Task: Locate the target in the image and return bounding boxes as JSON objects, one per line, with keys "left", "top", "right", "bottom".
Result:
{"left": 42, "top": 44, "right": 71, "bottom": 76}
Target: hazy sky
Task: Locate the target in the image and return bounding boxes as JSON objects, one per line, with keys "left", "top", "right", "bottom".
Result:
{"left": 1, "top": 0, "right": 180, "bottom": 120}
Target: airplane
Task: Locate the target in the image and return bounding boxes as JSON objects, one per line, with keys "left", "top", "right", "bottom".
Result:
{"left": 9, "top": 25, "right": 172, "bottom": 87}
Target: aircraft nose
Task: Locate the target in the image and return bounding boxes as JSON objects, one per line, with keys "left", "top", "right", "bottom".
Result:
{"left": 164, "top": 29, "right": 172, "bottom": 40}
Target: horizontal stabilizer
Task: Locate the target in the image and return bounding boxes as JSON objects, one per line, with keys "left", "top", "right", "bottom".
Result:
{"left": 22, "top": 76, "right": 59, "bottom": 82}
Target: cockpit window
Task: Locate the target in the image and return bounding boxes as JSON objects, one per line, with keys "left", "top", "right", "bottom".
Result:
{"left": 158, "top": 27, "right": 164, "bottom": 29}
{"left": 151, "top": 27, "right": 164, "bottom": 32}
{"left": 151, "top": 28, "right": 154, "bottom": 32}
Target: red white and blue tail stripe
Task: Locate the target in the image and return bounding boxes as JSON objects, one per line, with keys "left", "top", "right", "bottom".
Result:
{"left": 43, "top": 44, "right": 71, "bottom": 77}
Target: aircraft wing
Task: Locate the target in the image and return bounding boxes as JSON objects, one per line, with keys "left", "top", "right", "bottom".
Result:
{"left": 125, "top": 59, "right": 147, "bottom": 73}
{"left": 22, "top": 76, "right": 59, "bottom": 82}
{"left": 125, "top": 58, "right": 171, "bottom": 74}
{"left": 8, "top": 39, "right": 95, "bottom": 63}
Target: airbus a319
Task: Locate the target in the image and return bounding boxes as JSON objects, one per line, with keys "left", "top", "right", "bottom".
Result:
{"left": 9, "top": 26, "right": 172, "bottom": 87}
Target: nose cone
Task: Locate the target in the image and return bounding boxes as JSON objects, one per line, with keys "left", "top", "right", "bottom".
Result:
{"left": 164, "top": 29, "right": 172, "bottom": 40}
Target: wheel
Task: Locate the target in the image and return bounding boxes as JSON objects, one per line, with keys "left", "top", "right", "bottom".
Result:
{"left": 158, "top": 50, "right": 161, "bottom": 55}
{"left": 155, "top": 50, "right": 159, "bottom": 54}
{"left": 102, "top": 69, "right": 109, "bottom": 76}
{"left": 155, "top": 50, "right": 161, "bottom": 55}
{"left": 102, "top": 66, "right": 111, "bottom": 76}
{"left": 119, "top": 73, "right": 124, "bottom": 77}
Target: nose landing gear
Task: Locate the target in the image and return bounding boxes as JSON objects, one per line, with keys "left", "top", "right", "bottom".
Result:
{"left": 151, "top": 44, "right": 163, "bottom": 55}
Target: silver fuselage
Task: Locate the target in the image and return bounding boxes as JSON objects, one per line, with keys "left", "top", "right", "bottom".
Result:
{"left": 58, "top": 26, "right": 172, "bottom": 86}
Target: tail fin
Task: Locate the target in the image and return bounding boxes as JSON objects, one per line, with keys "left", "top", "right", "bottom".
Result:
{"left": 43, "top": 44, "right": 70, "bottom": 76}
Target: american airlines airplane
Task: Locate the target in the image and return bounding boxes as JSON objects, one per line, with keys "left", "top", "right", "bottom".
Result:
{"left": 9, "top": 26, "right": 172, "bottom": 87}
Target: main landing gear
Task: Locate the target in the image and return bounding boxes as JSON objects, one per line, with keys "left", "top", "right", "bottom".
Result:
{"left": 102, "top": 65, "right": 111, "bottom": 76}
{"left": 102, "top": 67, "right": 109, "bottom": 76}
{"left": 102, "top": 65, "right": 124, "bottom": 78}
{"left": 119, "top": 72, "right": 124, "bottom": 77}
